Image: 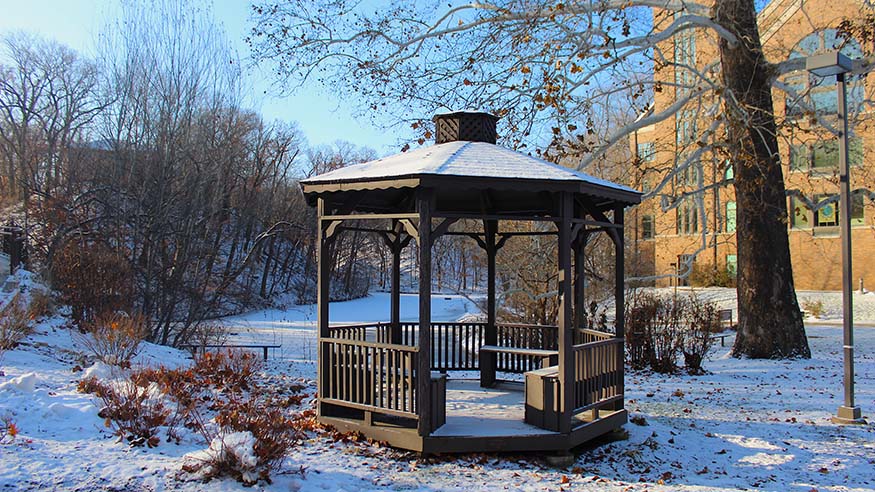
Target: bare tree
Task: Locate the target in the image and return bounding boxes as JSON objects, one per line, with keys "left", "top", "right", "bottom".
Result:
{"left": 249, "top": 0, "right": 874, "bottom": 358}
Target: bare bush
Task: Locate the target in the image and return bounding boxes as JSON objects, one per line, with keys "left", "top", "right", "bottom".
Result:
{"left": 183, "top": 321, "right": 229, "bottom": 349}
{"left": 681, "top": 296, "right": 720, "bottom": 374}
{"left": 50, "top": 241, "right": 133, "bottom": 324}
{"left": 801, "top": 299, "right": 824, "bottom": 318}
{"left": 625, "top": 292, "right": 720, "bottom": 374}
{"left": 625, "top": 291, "right": 661, "bottom": 370}
{"left": 26, "top": 290, "right": 54, "bottom": 320}
{"left": 0, "top": 298, "right": 32, "bottom": 352}
{"left": 648, "top": 297, "right": 685, "bottom": 374}
{"left": 77, "top": 313, "right": 147, "bottom": 367}
{"left": 79, "top": 376, "right": 170, "bottom": 448}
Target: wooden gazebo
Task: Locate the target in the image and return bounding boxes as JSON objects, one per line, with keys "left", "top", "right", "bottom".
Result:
{"left": 300, "top": 112, "right": 641, "bottom": 453}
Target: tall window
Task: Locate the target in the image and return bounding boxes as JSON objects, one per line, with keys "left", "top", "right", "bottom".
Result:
{"left": 852, "top": 194, "right": 865, "bottom": 226}
{"left": 785, "top": 30, "right": 865, "bottom": 117}
{"left": 725, "top": 202, "right": 737, "bottom": 233}
{"left": 641, "top": 215, "right": 654, "bottom": 240}
{"left": 789, "top": 196, "right": 810, "bottom": 229}
{"left": 676, "top": 198, "right": 700, "bottom": 235}
{"left": 726, "top": 254, "right": 737, "bottom": 278}
{"left": 674, "top": 28, "right": 696, "bottom": 97}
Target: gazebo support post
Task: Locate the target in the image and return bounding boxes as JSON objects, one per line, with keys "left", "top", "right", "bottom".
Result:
{"left": 416, "top": 191, "right": 433, "bottom": 436}
{"left": 613, "top": 205, "right": 626, "bottom": 411}
{"left": 481, "top": 219, "right": 499, "bottom": 387}
{"left": 573, "top": 232, "right": 588, "bottom": 334}
{"left": 558, "top": 192, "right": 575, "bottom": 434}
{"left": 316, "top": 198, "right": 332, "bottom": 417}
{"left": 391, "top": 220, "right": 402, "bottom": 344}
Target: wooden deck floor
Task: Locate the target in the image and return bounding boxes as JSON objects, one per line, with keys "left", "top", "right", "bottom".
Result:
{"left": 433, "top": 379, "right": 554, "bottom": 437}
{"left": 319, "top": 376, "right": 627, "bottom": 454}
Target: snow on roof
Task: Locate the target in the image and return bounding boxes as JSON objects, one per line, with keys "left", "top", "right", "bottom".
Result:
{"left": 301, "top": 141, "right": 639, "bottom": 194}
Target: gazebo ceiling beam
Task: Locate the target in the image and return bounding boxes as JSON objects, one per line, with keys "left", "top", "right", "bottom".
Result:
{"left": 443, "top": 230, "right": 557, "bottom": 237}
{"left": 321, "top": 212, "right": 419, "bottom": 221}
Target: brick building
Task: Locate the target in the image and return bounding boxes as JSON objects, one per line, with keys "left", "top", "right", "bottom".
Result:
{"left": 632, "top": 0, "right": 874, "bottom": 291}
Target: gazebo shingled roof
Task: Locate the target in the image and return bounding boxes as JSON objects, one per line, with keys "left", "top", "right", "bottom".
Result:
{"left": 301, "top": 140, "right": 639, "bottom": 202}
{"left": 300, "top": 111, "right": 641, "bottom": 454}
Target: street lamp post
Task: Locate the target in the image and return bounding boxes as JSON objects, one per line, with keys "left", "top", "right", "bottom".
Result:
{"left": 806, "top": 51, "right": 866, "bottom": 425}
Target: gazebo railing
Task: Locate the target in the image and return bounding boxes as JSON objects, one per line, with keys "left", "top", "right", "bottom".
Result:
{"left": 321, "top": 336, "right": 419, "bottom": 419}
{"left": 572, "top": 338, "right": 624, "bottom": 413}
{"left": 326, "top": 322, "right": 616, "bottom": 374}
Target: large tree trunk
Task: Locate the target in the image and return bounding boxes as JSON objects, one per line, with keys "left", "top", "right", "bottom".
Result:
{"left": 714, "top": 0, "right": 810, "bottom": 358}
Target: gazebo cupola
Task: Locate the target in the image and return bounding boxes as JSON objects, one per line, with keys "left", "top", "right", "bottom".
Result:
{"left": 300, "top": 111, "right": 641, "bottom": 453}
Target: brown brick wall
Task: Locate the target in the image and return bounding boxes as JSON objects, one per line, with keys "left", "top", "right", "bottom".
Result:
{"left": 631, "top": 0, "right": 875, "bottom": 291}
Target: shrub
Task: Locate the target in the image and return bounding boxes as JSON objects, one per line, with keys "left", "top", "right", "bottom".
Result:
{"left": 0, "top": 416, "right": 18, "bottom": 444}
{"left": 689, "top": 264, "right": 736, "bottom": 288}
{"left": 80, "top": 351, "right": 302, "bottom": 484}
{"left": 648, "top": 297, "right": 685, "bottom": 374}
{"left": 681, "top": 296, "right": 719, "bottom": 374}
{"left": 77, "top": 313, "right": 147, "bottom": 367}
{"left": 81, "top": 376, "right": 170, "bottom": 448}
{"left": 625, "top": 291, "right": 661, "bottom": 369}
{"left": 0, "top": 297, "right": 32, "bottom": 352}
{"left": 801, "top": 299, "right": 824, "bottom": 318}
{"left": 625, "top": 292, "right": 721, "bottom": 374}
{"left": 26, "top": 290, "right": 54, "bottom": 320}
{"left": 182, "top": 399, "right": 299, "bottom": 484}
{"left": 182, "top": 321, "right": 229, "bottom": 349}
{"left": 50, "top": 240, "right": 133, "bottom": 324}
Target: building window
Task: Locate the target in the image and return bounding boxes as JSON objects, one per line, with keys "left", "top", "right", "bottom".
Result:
{"left": 784, "top": 29, "right": 864, "bottom": 118}
{"left": 676, "top": 198, "right": 700, "bottom": 235}
{"left": 726, "top": 254, "right": 737, "bottom": 278}
{"left": 815, "top": 195, "right": 838, "bottom": 228}
{"left": 790, "top": 138, "right": 862, "bottom": 171}
{"left": 725, "top": 201, "right": 737, "bottom": 233}
{"left": 852, "top": 194, "right": 865, "bottom": 226}
{"left": 789, "top": 196, "right": 810, "bottom": 229}
{"left": 637, "top": 141, "right": 656, "bottom": 162}
{"left": 641, "top": 215, "right": 654, "bottom": 240}
{"left": 674, "top": 27, "right": 696, "bottom": 98}
{"left": 724, "top": 162, "right": 734, "bottom": 180}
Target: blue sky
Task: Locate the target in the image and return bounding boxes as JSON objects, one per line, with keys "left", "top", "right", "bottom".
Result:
{"left": 0, "top": 0, "right": 400, "bottom": 155}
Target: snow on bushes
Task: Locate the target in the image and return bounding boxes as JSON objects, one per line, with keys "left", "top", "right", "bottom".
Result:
{"left": 77, "top": 351, "right": 304, "bottom": 484}
{"left": 182, "top": 431, "right": 261, "bottom": 484}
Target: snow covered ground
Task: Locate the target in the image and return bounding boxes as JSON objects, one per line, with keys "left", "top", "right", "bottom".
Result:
{"left": 0, "top": 285, "right": 873, "bottom": 491}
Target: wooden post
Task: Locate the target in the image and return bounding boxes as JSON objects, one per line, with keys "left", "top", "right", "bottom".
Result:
{"left": 613, "top": 204, "right": 625, "bottom": 411}
{"left": 481, "top": 219, "right": 498, "bottom": 387}
{"left": 573, "top": 233, "right": 588, "bottom": 335}
{"left": 391, "top": 220, "right": 402, "bottom": 344}
{"left": 416, "top": 191, "right": 433, "bottom": 436}
{"left": 317, "top": 198, "right": 332, "bottom": 417}
{"left": 558, "top": 192, "right": 574, "bottom": 434}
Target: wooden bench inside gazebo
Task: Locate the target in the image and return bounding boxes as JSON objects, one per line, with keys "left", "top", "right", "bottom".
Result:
{"left": 300, "top": 111, "right": 641, "bottom": 453}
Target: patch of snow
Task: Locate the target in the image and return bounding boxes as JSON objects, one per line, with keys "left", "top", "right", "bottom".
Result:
{"left": 0, "top": 372, "right": 39, "bottom": 392}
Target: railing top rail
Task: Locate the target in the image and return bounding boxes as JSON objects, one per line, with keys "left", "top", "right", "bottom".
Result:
{"left": 572, "top": 338, "right": 624, "bottom": 351}
{"left": 322, "top": 337, "right": 419, "bottom": 352}
{"left": 578, "top": 328, "right": 615, "bottom": 337}
{"left": 327, "top": 322, "right": 390, "bottom": 328}
{"left": 496, "top": 322, "right": 558, "bottom": 329}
